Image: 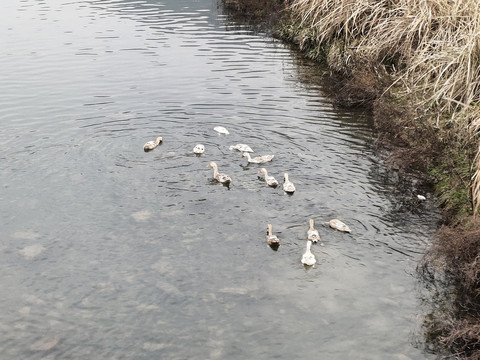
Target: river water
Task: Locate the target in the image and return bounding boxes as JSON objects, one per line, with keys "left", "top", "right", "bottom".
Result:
{"left": 1, "top": 0, "right": 440, "bottom": 359}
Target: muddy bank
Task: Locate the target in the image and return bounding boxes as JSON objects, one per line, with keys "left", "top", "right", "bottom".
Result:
{"left": 220, "top": 0, "right": 480, "bottom": 358}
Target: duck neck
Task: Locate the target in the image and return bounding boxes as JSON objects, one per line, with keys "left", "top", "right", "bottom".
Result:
{"left": 284, "top": 173, "right": 289, "bottom": 182}
{"left": 212, "top": 164, "right": 219, "bottom": 177}
{"left": 306, "top": 240, "right": 312, "bottom": 252}
{"left": 309, "top": 219, "right": 314, "bottom": 231}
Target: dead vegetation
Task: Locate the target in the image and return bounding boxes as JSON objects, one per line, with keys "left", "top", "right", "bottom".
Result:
{"left": 420, "top": 219, "right": 480, "bottom": 359}
{"left": 221, "top": 0, "right": 285, "bottom": 29}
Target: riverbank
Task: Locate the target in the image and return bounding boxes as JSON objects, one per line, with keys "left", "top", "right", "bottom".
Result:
{"left": 221, "top": 0, "right": 480, "bottom": 358}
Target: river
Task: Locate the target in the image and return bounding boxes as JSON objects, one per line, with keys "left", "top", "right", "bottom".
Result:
{"left": 0, "top": 0, "right": 440, "bottom": 359}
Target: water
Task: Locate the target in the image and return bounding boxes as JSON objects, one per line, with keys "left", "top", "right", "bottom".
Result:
{"left": 0, "top": 0, "right": 440, "bottom": 359}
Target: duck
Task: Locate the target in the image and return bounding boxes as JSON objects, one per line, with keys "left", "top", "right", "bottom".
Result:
{"left": 213, "top": 126, "right": 229, "bottom": 135}
{"left": 301, "top": 240, "right": 316, "bottom": 266}
{"left": 193, "top": 144, "right": 205, "bottom": 154}
{"left": 229, "top": 144, "right": 253, "bottom": 153}
{"left": 241, "top": 152, "right": 274, "bottom": 164}
{"left": 307, "top": 219, "right": 321, "bottom": 243}
{"left": 143, "top": 137, "right": 163, "bottom": 151}
{"left": 329, "top": 219, "right": 351, "bottom": 233}
{"left": 207, "top": 161, "right": 231, "bottom": 185}
{"left": 283, "top": 173, "right": 296, "bottom": 193}
{"left": 266, "top": 224, "right": 280, "bottom": 246}
{"left": 258, "top": 168, "right": 279, "bottom": 187}
{"left": 417, "top": 194, "right": 426, "bottom": 201}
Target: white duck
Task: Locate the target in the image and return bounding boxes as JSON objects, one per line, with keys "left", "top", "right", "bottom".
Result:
{"left": 193, "top": 144, "right": 205, "bottom": 154}
{"left": 283, "top": 173, "right": 296, "bottom": 193}
{"left": 266, "top": 224, "right": 280, "bottom": 246}
{"left": 329, "top": 219, "right": 351, "bottom": 233}
{"left": 258, "top": 168, "right": 279, "bottom": 187}
{"left": 307, "top": 219, "right": 321, "bottom": 243}
{"left": 229, "top": 144, "right": 253, "bottom": 153}
{"left": 241, "top": 152, "right": 274, "bottom": 164}
{"left": 207, "top": 162, "right": 231, "bottom": 185}
{"left": 143, "top": 137, "right": 163, "bottom": 151}
{"left": 213, "top": 126, "right": 229, "bottom": 135}
{"left": 301, "top": 240, "right": 316, "bottom": 266}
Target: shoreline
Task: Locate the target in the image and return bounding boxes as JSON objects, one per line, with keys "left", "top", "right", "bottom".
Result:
{"left": 221, "top": 0, "right": 480, "bottom": 358}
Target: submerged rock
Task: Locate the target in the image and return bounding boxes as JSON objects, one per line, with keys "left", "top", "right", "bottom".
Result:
{"left": 19, "top": 244, "right": 45, "bottom": 260}
{"left": 29, "top": 337, "right": 59, "bottom": 351}
{"left": 12, "top": 231, "right": 40, "bottom": 240}
{"left": 143, "top": 342, "right": 168, "bottom": 351}
{"left": 131, "top": 210, "right": 152, "bottom": 222}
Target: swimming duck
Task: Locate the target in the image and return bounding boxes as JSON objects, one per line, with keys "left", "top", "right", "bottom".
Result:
{"left": 143, "top": 137, "right": 163, "bottom": 151}
{"left": 307, "top": 219, "right": 321, "bottom": 243}
{"left": 193, "top": 144, "right": 205, "bottom": 154}
{"left": 266, "top": 224, "right": 280, "bottom": 246}
{"left": 229, "top": 144, "right": 253, "bottom": 153}
{"left": 258, "top": 168, "right": 279, "bottom": 187}
{"left": 241, "top": 152, "right": 274, "bottom": 164}
{"left": 329, "top": 219, "right": 351, "bottom": 233}
{"left": 283, "top": 173, "right": 296, "bottom": 193}
{"left": 301, "top": 240, "right": 316, "bottom": 266}
{"left": 207, "top": 161, "right": 231, "bottom": 185}
{"left": 213, "top": 126, "right": 229, "bottom": 135}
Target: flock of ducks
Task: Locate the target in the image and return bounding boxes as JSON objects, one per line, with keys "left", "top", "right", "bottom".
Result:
{"left": 268, "top": 218, "right": 351, "bottom": 267}
{"left": 143, "top": 126, "right": 352, "bottom": 268}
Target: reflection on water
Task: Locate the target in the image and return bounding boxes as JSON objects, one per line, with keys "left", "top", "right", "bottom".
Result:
{"left": 0, "top": 0, "right": 439, "bottom": 359}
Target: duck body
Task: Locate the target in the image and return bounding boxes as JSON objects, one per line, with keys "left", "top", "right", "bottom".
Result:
{"left": 258, "top": 168, "right": 278, "bottom": 187}
{"left": 283, "top": 173, "right": 296, "bottom": 193}
{"left": 242, "top": 152, "right": 274, "bottom": 164}
{"left": 307, "top": 219, "right": 321, "bottom": 243}
{"left": 193, "top": 144, "right": 205, "bottom": 154}
{"left": 301, "top": 240, "right": 316, "bottom": 266}
{"left": 143, "top": 137, "right": 163, "bottom": 151}
{"left": 266, "top": 224, "right": 280, "bottom": 246}
{"left": 329, "top": 219, "right": 351, "bottom": 233}
{"left": 207, "top": 161, "right": 231, "bottom": 185}
{"left": 213, "top": 126, "right": 229, "bottom": 135}
{"left": 229, "top": 144, "right": 253, "bottom": 153}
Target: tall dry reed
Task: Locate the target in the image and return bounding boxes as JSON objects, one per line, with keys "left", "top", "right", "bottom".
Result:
{"left": 288, "top": 0, "right": 480, "bottom": 214}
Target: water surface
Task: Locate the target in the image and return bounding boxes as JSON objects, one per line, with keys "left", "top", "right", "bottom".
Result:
{"left": 0, "top": 0, "right": 439, "bottom": 359}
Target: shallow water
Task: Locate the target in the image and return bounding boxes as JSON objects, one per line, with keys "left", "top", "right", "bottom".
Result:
{"left": 0, "top": 0, "right": 440, "bottom": 359}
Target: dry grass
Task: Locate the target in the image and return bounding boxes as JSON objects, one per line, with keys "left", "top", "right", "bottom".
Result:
{"left": 287, "top": 0, "right": 480, "bottom": 214}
